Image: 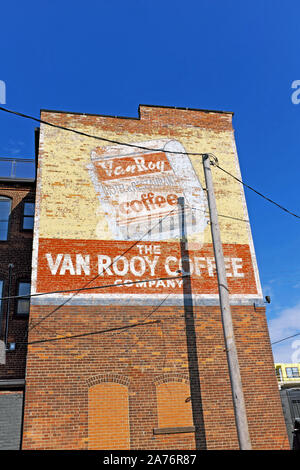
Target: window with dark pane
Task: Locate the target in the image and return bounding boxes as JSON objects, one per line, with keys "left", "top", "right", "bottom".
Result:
{"left": 0, "top": 196, "right": 11, "bottom": 240}
{"left": 16, "top": 282, "right": 31, "bottom": 315}
{"left": 23, "top": 202, "right": 35, "bottom": 230}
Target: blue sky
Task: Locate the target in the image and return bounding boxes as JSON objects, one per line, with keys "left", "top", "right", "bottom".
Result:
{"left": 0, "top": 0, "right": 299, "bottom": 362}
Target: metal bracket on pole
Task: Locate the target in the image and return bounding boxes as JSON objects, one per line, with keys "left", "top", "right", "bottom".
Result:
{"left": 202, "top": 154, "right": 252, "bottom": 450}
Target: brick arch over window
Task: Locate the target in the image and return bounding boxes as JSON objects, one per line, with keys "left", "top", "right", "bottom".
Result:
{"left": 87, "top": 374, "right": 130, "bottom": 450}
{"left": 86, "top": 373, "right": 130, "bottom": 388}
{"left": 155, "top": 374, "right": 194, "bottom": 430}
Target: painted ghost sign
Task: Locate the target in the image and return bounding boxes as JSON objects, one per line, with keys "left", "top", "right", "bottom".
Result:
{"left": 87, "top": 139, "right": 208, "bottom": 242}
{"left": 31, "top": 107, "right": 263, "bottom": 305}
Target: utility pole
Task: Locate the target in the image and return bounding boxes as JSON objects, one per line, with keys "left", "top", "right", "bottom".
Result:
{"left": 0, "top": 341, "right": 5, "bottom": 364}
{"left": 202, "top": 154, "right": 252, "bottom": 450}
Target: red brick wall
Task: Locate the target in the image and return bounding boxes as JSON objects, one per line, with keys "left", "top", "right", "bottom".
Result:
{"left": 22, "top": 304, "right": 289, "bottom": 450}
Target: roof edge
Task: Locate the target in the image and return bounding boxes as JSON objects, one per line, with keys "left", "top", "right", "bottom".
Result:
{"left": 40, "top": 104, "right": 234, "bottom": 119}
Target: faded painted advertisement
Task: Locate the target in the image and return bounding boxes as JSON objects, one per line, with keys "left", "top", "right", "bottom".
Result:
{"left": 87, "top": 139, "right": 208, "bottom": 242}
{"left": 32, "top": 107, "right": 263, "bottom": 305}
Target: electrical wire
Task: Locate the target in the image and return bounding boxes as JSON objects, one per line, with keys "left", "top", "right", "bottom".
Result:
{"left": 0, "top": 105, "right": 206, "bottom": 156}
{"left": 122, "top": 293, "right": 171, "bottom": 354}
{"left": 185, "top": 202, "right": 250, "bottom": 224}
{"left": 271, "top": 332, "right": 300, "bottom": 346}
{"left": 18, "top": 293, "right": 300, "bottom": 351}
{"left": 18, "top": 293, "right": 171, "bottom": 347}
{"left": 208, "top": 154, "right": 300, "bottom": 220}
{"left": 0, "top": 105, "right": 299, "bottom": 220}
{"left": 19, "top": 305, "right": 193, "bottom": 348}
{"left": 0, "top": 274, "right": 186, "bottom": 302}
{"left": 25, "top": 319, "right": 161, "bottom": 346}
{"left": 23, "top": 207, "right": 178, "bottom": 338}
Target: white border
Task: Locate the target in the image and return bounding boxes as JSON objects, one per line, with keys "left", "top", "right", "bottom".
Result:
{"left": 31, "top": 292, "right": 264, "bottom": 307}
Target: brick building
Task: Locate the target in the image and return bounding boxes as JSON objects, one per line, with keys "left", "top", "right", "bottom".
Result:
{"left": 20, "top": 105, "right": 289, "bottom": 450}
{"left": 0, "top": 157, "right": 36, "bottom": 449}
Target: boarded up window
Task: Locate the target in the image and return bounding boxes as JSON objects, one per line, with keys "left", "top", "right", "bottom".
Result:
{"left": 156, "top": 382, "right": 193, "bottom": 428}
{"left": 88, "top": 382, "right": 130, "bottom": 450}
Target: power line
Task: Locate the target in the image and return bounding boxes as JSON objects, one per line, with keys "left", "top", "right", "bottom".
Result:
{"left": 185, "top": 203, "right": 250, "bottom": 224}
{"left": 18, "top": 309, "right": 213, "bottom": 348}
{"left": 0, "top": 105, "right": 205, "bottom": 156}
{"left": 0, "top": 105, "right": 299, "bottom": 220}
{"left": 0, "top": 274, "right": 186, "bottom": 302}
{"left": 25, "top": 319, "right": 161, "bottom": 346}
{"left": 271, "top": 332, "right": 300, "bottom": 346}
{"left": 24, "top": 207, "right": 177, "bottom": 338}
{"left": 208, "top": 154, "right": 300, "bottom": 220}
{"left": 21, "top": 293, "right": 173, "bottom": 347}
{"left": 122, "top": 293, "right": 171, "bottom": 354}
{"left": 18, "top": 296, "right": 300, "bottom": 352}
{"left": 26, "top": 308, "right": 297, "bottom": 350}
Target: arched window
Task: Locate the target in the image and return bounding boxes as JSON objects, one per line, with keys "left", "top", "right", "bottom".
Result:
{"left": 88, "top": 381, "right": 130, "bottom": 450}
{"left": 0, "top": 196, "right": 11, "bottom": 241}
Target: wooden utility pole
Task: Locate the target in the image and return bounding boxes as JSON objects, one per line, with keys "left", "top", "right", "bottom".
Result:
{"left": 202, "top": 154, "right": 252, "bottom": 450}
{"left": 0, "top": 341, "right": 5, "bottom": 364}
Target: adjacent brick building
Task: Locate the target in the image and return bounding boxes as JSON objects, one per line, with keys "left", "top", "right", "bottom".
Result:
{"left": 19, "top": 105, "right": 290, "bottom": 449}
{"left": 0, "top": 157, "right": 36, "bottom": 449}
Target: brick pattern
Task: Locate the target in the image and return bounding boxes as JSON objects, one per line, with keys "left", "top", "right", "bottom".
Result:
{"left": 22, "top": 304, "right": 289, "bottom": 450}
